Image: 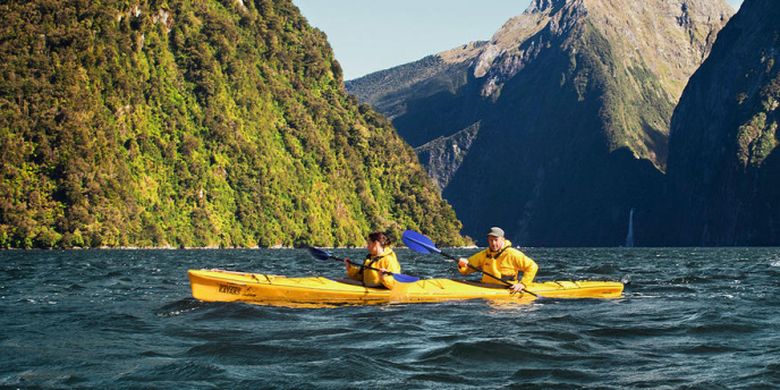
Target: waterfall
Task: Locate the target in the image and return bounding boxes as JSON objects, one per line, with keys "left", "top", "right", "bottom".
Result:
{"left": 624, "top": 208, "right": 635, "bottom": 247}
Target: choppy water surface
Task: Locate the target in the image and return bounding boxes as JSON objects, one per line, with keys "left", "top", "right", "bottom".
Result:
{"left": 1, "top": 248, "right": 779, "bottom": 388}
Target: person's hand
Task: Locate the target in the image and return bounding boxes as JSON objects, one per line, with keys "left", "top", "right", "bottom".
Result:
{"left": 379, "top": 267, "right": 388, "bottom": 274}
{"left": 510, "top": 282, "right": 526, "bottom": 293}
{"left": 457, "top": 258, "right": 469, "bottom": 268}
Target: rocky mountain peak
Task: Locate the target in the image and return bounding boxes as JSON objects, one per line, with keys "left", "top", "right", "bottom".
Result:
{"left": 527, "top": 0, "right": 572, "bottom": 14}
{"left": 474, "top": 0, "right": 733, "bottom": 105}
{"left": 473, "top": 0, "right": 586, "bottom": 98}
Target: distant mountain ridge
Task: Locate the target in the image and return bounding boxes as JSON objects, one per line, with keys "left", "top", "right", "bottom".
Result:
{"left": 0, "top": 0, "right": 465, "bottom": 248}
{"left": 347, "top": 0, "right": 733, "bottom": 245}
{"left": 347, "top": 41, "right": 487, "bottom": 123}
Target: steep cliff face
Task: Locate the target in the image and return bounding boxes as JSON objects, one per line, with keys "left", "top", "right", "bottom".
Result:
{"left": 666, "top": 0, "right": 780, "bottom": 245}
{"left": 414, "top": 121, "right": 481, "bottom": 191}
{"left": 348, "top": 0, "right": 732, "bottom": 245}
{"left": 0, "top": 0, "right": 464, "bottom": 248}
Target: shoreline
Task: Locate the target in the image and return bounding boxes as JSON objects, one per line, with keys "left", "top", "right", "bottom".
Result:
{"left": 0, "top": 245, "right": 482, "bottom": 250}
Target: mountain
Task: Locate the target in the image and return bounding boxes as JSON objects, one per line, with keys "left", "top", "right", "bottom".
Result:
{"left": 0, "top": 0, "right": 464, "bottom": 248}
{"left": 347, "top": 0, "right": 733, "bottom": 245}
{"left": 665, "top": 0, "right": 780, "bottom": 245}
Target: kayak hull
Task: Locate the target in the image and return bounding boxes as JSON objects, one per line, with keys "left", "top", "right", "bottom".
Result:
{"left": 188, "top": 269, "right": 624, "bottom": 307}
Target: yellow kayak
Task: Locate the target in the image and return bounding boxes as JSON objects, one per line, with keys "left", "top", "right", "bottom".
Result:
{"left": 188, "top": 269, "right": 624, "bottom": 308}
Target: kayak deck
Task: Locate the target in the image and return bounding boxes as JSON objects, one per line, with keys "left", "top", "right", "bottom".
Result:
{"left": 188, "top": 269, "right": 624, "bottom": 307}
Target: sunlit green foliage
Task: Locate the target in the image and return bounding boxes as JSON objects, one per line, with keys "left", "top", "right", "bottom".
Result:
{"left": 0, "top": 0, "right": 464, "bottom": 248}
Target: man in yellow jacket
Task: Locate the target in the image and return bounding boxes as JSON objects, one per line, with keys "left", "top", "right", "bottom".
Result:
{"left": 346, "top": 231, "right": 401, "bottom": 289}
{"left": 457, "top": 227, "right": 538, "bottom": 293}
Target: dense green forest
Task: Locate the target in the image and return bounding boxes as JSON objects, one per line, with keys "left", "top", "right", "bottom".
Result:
{"left": 0, "top": 0, "right": 465, "bottom": 248}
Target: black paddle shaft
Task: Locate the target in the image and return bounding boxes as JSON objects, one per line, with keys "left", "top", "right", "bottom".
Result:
{"left": 307, "top": 246, "right": 419, "bottom": 283}
{"left": 329, "top": 255, "right": 391, "bottom": 276}
{"left": 454, "top": 252, "right": 539, "bottom": 297}
{"left": 308, "top": 248, "right": 385, "bottom": 274}
{"left": 441, "top": 248, "right": 512, "bottom": 286}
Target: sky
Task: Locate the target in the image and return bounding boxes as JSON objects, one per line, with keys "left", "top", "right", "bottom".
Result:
{"left": 293, "top": 0, "right": 744, "bottom": 81}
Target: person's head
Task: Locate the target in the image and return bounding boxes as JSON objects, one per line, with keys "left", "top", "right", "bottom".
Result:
{"left": 486, "top": 227, "right": 505, "bottom": 252}
{"left": 367, "top": 231, "right": 391, "bottom": 255}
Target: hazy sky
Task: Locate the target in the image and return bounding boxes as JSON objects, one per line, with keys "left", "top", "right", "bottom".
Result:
{"left": 294, "top": 0, "right": 744, "bottom": 80}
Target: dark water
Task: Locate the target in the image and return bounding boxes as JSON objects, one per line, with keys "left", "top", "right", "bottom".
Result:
{"left": 2, "top": 248, "right": 779, "bottom": 389}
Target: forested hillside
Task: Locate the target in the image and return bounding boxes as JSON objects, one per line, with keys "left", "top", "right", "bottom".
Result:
{"left": 0, "top": 0, "right": 464, "bottom": 248}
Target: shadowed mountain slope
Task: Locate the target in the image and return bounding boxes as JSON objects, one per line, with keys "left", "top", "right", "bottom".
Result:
{"left": 666, "top": 0, "right": 780, "bottom": 245}
{"left": 348, "top": 0, "right": 732, "bottom": 245}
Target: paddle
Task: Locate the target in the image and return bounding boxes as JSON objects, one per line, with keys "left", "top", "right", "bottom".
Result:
{"left": 401, "top": 230, "right": 539, "bottom": 297}
{"left": 307, "top": 246, "right": 420, "bottom": 283}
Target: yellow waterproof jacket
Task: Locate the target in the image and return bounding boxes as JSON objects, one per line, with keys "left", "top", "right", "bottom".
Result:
{"left": 346, "top": 248, "right": 401, "bottom": 289}
{"left": 458, "top": 240, "right": 538, "bottom": 286}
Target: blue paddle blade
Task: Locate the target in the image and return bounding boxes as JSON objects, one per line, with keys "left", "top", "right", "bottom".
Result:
{"left": 391, "top": 273, "right": 420, "bottom": 283}
{"left": 307, "top": 246, "right": 333, "bottom": 261}
{"left": 402, "top": 230, "right": 441, "bottom": 255}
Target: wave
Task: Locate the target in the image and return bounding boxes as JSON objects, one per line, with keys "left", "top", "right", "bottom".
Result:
{"left": 117, "top": 360, "right": 225, "bottom": 382}
{"left": 155, "top": 298, "right": 208, "bottom": 317}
